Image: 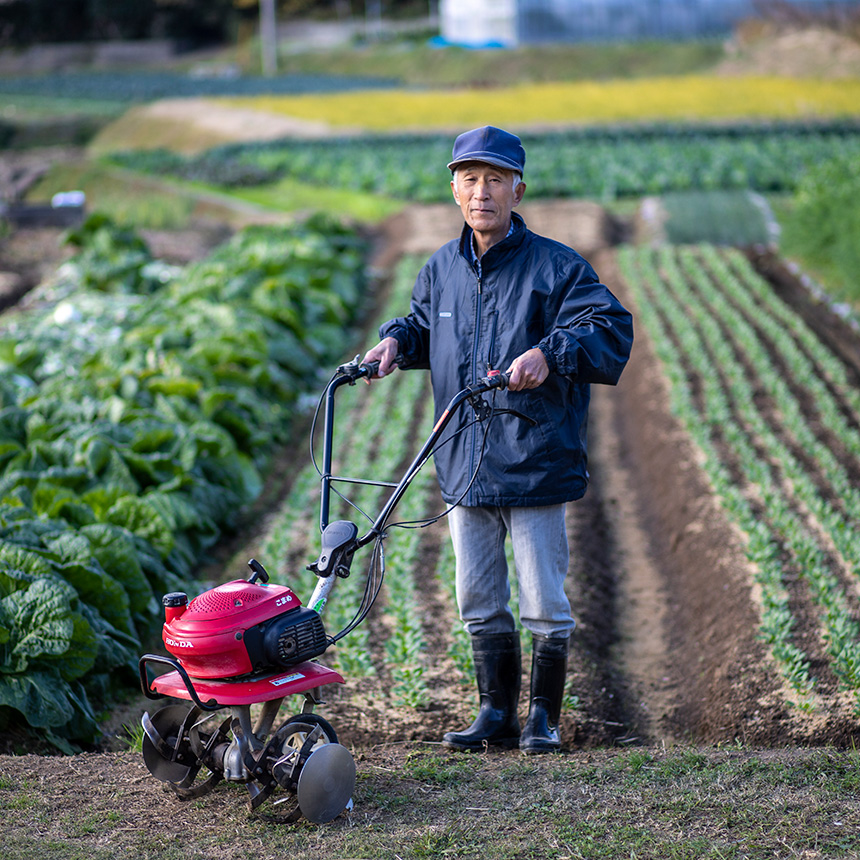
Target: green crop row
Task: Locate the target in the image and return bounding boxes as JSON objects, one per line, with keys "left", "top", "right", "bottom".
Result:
{"left": 256, "top": 256, "right": 427, "bottom": 691}
{"left": 619, "top": 244, "right": 860, "bottom": 708}
{"left": 377, "top": 374, "right": 435, "bottom": 711}
{"left": 323, "top": 367, "right": 424, "bottom": 682}
{"left": 0, "top": 71, "right": 397, "bottom": 104}
{"left": 0, "top": 214, "right": 368, "bottom": 747}
{"left": 676, "top": 248, "right": 860, "bottom": 693}
{"left": 107, "top": 119, "right": 860, "bottom": 202}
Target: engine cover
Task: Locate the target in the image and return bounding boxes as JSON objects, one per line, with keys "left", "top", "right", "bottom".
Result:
{"left": 244, "top": 605, "right": 328, "bottom": 670}
{"left": 161, "top": 579, "right": 328, "bottom": 680}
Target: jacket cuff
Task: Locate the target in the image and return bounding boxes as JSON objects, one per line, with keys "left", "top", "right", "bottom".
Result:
{"left": 535, "top": 342, "right": 557, "bottom": 373}
{"left": 379, "top": 321, "right": 403, "bottom": 342}
{"left": 379, "top": 325, "right": 414, "bottom": 368}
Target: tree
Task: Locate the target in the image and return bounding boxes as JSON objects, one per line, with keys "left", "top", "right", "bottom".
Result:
{"left": 259, "top": 0, "right": 277, "bottom": 74}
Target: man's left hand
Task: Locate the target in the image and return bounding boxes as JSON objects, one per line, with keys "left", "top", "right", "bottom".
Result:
{"left": 505, "top": 348, "right": 549, "bottom": 391}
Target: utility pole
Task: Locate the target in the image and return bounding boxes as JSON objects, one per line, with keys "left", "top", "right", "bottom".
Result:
{"left": 365, "top": 0, "right": 382, "bottom": 42}
{"left": 260, "top": 0, "right": 278, "bottom": 76}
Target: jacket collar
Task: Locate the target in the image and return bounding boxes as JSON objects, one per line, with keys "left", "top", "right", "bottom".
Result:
{"left": 458, "top": 211, "right": 527, "bottom": 269}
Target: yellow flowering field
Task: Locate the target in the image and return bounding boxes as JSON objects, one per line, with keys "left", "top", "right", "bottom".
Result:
{"left": 220, "top": 76, "right": 860, "bottom": 130}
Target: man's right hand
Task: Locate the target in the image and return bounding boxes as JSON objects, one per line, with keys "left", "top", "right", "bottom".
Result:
{"left": 361, "top": 337, "right": 400, "bottom": 381}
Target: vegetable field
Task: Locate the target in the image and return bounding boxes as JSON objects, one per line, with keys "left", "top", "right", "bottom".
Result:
{"left": 3, "top": 195, "right": 860, "bottom": 856}
{"left": 108, "top": 119, "right": 860, "bottom": 202}
{"left": 194, "top": 228, "right": 860, "bottom": 750}
{"left": 4, "top": 198, "right": 860, "bottom": 751}
{"left": 616, "top": 244, "right": 860, "bottom": 736}
{"left": 0, "top": 215, "right": 368, "bottom": 747}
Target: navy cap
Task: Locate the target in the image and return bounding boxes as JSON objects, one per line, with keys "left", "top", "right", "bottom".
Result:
{"left": 447, "top": 126, "right": 526, "bottom": 174}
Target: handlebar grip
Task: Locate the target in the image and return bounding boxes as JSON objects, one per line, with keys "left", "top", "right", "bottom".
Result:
{"left": 361, "top": 359, "right": 380, "bottom": 378}
{"left": 486, "top": 370, "right": 510, "bottom": 389}
{"left": 468, "top": 370, "right": 510, "bottom": 396}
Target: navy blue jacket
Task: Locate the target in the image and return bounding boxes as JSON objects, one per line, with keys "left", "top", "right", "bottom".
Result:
{"left": 380, "top": 212, "right": 633, "bottom": 507}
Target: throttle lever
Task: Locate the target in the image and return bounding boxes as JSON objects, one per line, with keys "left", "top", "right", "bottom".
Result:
{"left": 469, "top": 396, "right": 493, "bottom": 422}
{"left": 337, "top": 356, "right": 380, "bottom": 383}
{"left": 466, "top": 370, "right": 510, "bottom": 422}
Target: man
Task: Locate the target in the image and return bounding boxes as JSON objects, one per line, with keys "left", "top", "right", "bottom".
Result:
{"left": 362, "top": 126, "right": 633, "bottom": 754}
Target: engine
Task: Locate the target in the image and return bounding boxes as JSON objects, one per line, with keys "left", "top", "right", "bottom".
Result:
{"left": 160, "top": 572, "right": 328, "bottom": 680}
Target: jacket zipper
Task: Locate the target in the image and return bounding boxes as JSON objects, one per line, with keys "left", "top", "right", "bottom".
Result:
{"left": 468, "top": 271, "right": 483, "bottom": 504}
{"left": 471, "top": 272, "right": 483, "bottom": 378}
{"left": 486, "top": 310, "right": 498, "bottom": 370}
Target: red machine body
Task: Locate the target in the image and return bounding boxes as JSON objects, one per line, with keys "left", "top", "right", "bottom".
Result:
{"left": 162, "top": 579, "right": 304, "bottom": 678}
{"left": 149, "top": 659, "right": 343, "bottom": 706}
{"left": 147, "top": 575, "right": 344, "bottom": 707}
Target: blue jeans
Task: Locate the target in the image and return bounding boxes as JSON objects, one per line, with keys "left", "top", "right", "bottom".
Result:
{"left": 448, "top": 504, "right": 575, "bottom": 639}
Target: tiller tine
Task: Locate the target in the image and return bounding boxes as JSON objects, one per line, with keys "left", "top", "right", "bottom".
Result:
{"left": 168, "top": 715, "right": 231, "bottom": 799}
{"left": 141, "top": 705, "right": 227, "bottom": 800}
{"left": 295, "top": 743, "right": 356, "bottom": 824}
{"left": 234, "top": 717, "right": 355, "bottom": 824}
{"left": 234, "top": 718, "right": 322, "bottom": 808}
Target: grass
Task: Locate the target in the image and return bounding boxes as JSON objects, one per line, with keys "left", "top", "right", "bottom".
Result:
{"left": 228, "top": 175, "right": 402, "bottom": 224}
{"left": 272, "top": 38, "right": 726, "bottom": 88}
{"left": 0, "top": 93, "right": 126, "bottom": 121}
{"left": 26, "top": 161, "right": 197, "bottom": 229}
{"left": 118, "top": 720, "right": 145, "bottom": 753}
{"left": 2, "top": 746, "right": 860, "bottom": 858}
{"left": 85, "top": 102, "right": 242, "bottom": 155}
{"left": 779, "top": 249, "right": 859, "bottom": 309}
{"left": 24, "top": 160, "right": 401, "bottom": 229}
{"left": 768, "top": 194, "right": 860, "bottom": 309}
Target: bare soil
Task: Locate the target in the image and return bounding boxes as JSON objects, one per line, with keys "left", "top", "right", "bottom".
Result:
{"left": 715, "top": 25, "right": 860, "bottom": 78}
{"left": 3, "top": 197, "right": 860, "bottom": 842}
{"left": 87, "top": 98, "right": 357, "bottom": 156}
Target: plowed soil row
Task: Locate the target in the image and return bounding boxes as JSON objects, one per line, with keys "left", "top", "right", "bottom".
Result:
{"left": 604, "top": 244, "right": 860, "bottom": 745}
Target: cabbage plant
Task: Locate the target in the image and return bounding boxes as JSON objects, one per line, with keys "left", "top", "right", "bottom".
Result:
{"left": 0, "top": 214, "right": 367, "bottom": 746}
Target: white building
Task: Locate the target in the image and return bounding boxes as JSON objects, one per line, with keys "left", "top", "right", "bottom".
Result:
{"left": 440, "top": 0, "right": 857, "bottom": 47}
{"left": 439, "top": 0, "right": 517, "bottom": 47}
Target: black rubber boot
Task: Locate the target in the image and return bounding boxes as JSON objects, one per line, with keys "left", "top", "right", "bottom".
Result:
{"left": 442, "top": 632, "right": 521, "bottom": 752}
{"left": 519, "top": 634, "right": 569, "bottom": 755}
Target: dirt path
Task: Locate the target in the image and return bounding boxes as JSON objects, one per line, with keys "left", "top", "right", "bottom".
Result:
{"left": 88, "top": 98, "right": 360, "bottom": 155}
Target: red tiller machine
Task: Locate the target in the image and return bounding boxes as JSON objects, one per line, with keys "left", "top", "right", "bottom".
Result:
{"left": 139, "top": 358, "right": 511, "bottom": 823}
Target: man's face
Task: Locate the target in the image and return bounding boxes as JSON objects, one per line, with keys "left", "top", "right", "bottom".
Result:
{"left": 451, "top": 162, "right": 525, "bottom": 248}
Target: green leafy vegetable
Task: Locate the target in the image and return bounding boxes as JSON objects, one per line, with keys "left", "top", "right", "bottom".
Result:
{"left": 0, "top": 213, "right": 368, "bottom": 745}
